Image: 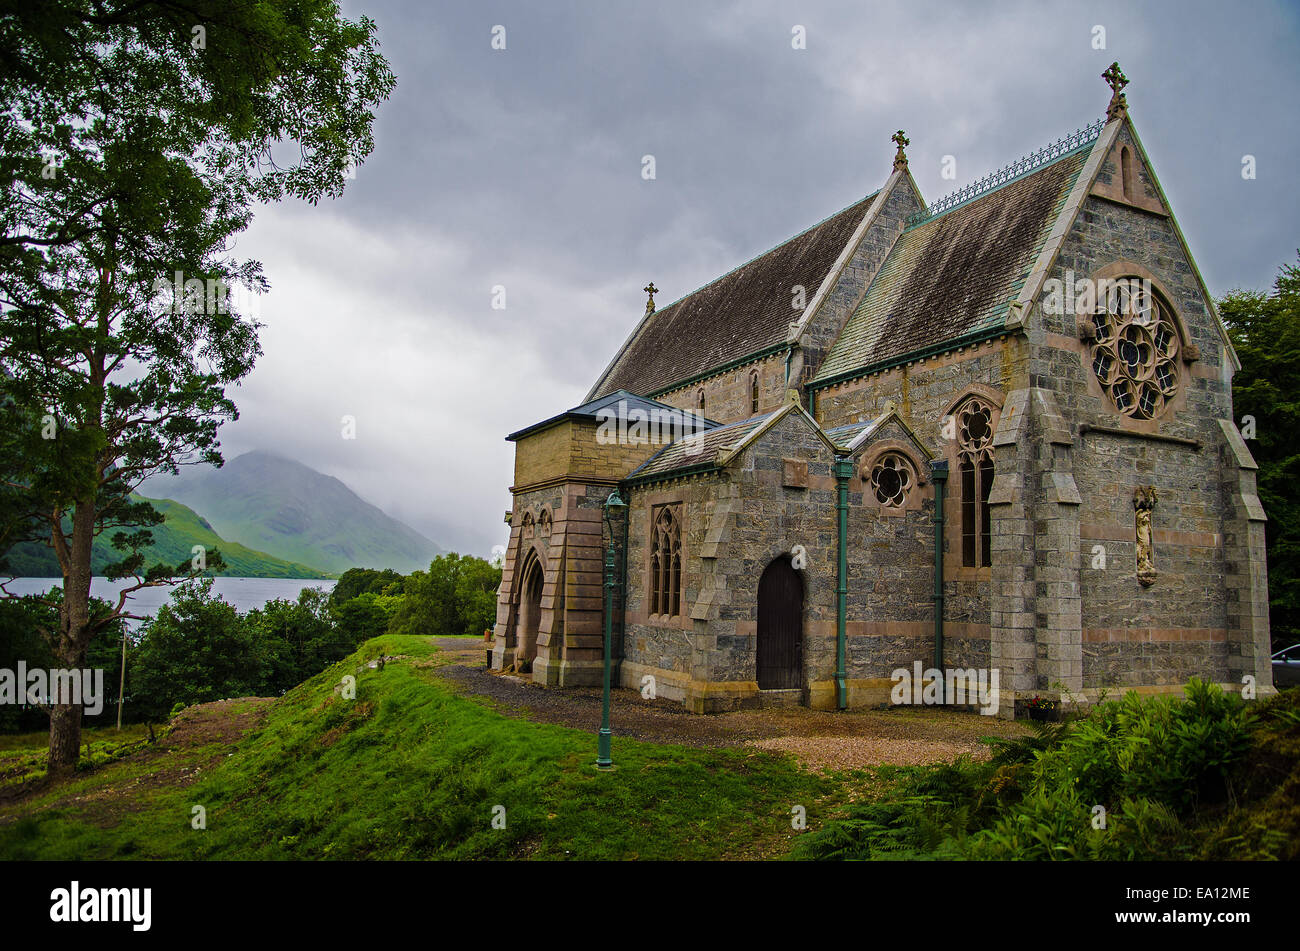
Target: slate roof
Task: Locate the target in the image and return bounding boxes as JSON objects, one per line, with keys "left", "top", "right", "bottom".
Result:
{"left": 627, "top": 414, "right": 772, "bottom": 482}
{"left": 506, "top": 389, "right": 719, "bottom": 441}
{"left": 824, "top": 420, "right": 875, "bottom": 447}
{"left": 813, "top": 149, "right": 1090, "bottom": 383}
{"left": 591, "top": 193, "right": 879, "bottom": 399}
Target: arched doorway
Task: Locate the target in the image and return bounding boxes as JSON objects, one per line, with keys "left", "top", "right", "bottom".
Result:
{"left": 757, "top": 555, "right": 803, "bottom": 690}
{"left": 515, "top": 551, "right": 544, "bottom": 672}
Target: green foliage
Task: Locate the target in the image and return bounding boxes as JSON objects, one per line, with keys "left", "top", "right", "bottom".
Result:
{"left": 0, "top": 0, "right": 394, "bottom": 768}
{"left": 798, "top": 681, "right": 1270, "bottom": 861}
{"left": 388, "top": 554, "right": 501, "bottom": 637}
{"left": 0, "top": 588, "right": 131, "bottom": 731}
{"left": 984, "top": 718, "right": 1072, "bottom": 767}
{"left": 329, "top": 568, "right": 407, "bottom": 607}
{"left": 0, "top": 594, "right": 59, "bottom": 732}
{"left": 247, "top": 588, "right": 355, "bottom": 694}
{"left": 1220, "top": 253, "right": 1300, "bottom": 648}
{"left": 129, "top": 579, "right": 263, "bottom": 722}
{"left": 331, "top": 592, "right": 400, "bottom": 644}
{"left": 127, "top": 578, "right": 393, "bottom": 719}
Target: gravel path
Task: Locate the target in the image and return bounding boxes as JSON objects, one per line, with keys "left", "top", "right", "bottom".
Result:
{"left": 432, "top": 642, "right": 1031, "bottom": 771}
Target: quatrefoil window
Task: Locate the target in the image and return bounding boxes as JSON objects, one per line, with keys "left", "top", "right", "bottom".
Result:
{"left": 869, "top": 453, "right": 915, "bottom": 507}
{"left": 957, "top": 401, "right": 993, "bottom": 452}
{"left": 1090, "top": 278, "right": 1180, "bottom": 420}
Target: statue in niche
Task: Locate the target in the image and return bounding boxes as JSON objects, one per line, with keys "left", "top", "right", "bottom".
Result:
{"left": 1134, "top": 486, "right": 1158, "bottom": 586}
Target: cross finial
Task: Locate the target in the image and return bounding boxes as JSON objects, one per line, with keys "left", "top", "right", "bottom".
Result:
{"left": 891, "top": 130, "right": 910, "bottom": 171}
{"left": 644, "top": 281, "right": 658, "bottom": 315}
{"left": 1102, "top": 61, "right": 1129, "bottom": 121}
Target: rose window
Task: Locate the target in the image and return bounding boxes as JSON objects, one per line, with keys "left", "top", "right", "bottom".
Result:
{"left": 1090, "top": 278, "right": 1180, "bottom": 420}
{"left": 869, "top": 453, "right": 914, "bottom": 507}
{"left": 957, "top": 401, "right": 993, "bottom": 453}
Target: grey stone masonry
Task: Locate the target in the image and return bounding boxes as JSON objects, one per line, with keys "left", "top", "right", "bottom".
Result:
{"left": 1029, "top": 388, "right": 1083, "bottom": 699}
{"left": 1218, "top": 418, "right": 1272, "bottom": 694}
{"left": 988, "top": 388, "right": 1036, "bottom": 709}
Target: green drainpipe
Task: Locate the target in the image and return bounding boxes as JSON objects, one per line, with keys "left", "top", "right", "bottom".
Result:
{"left": 617, "top": 487, "right": 629, "bottom": 673}
{"left": 930, "top": 461, "right": 948, "bottom": 689}
{"left": 833, "top": 456, "right": 853, "bottom": 710}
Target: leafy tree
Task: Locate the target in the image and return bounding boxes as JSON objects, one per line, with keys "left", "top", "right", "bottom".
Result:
{"left": 456, "top": 556, "right": 502, "bottom": 636}
{"left": 128, "top": 579, "right": 260, "bottom": 722}
{"left": 389, "top": 569, "right": 449, "bottom": 638}
{"left": 0, "top": 591, "right": 57, "bottom": 732}
{"left": 248, "top": 587, "right": 350, "bottom": 693}
{"left": 328, "top": 567, "right": 406, "bottom": 608}
{"left": 0, "top": 1, "right": 394, "bottom": 771}
{"left": 0, "top": 585, "right": 130, "bottom": 731}
{"left": 389, "top": 554, "right": 502, "bottom": 637}
{"left": 332, "top": 591, "right": 400, "bottom": 644}
{"left": 1219, "top": 253, "right": 1300, "bottom": 650}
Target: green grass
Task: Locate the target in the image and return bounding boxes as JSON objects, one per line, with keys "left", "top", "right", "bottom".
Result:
{"left": 0, "top": 722, "right": 152, "bottom": 753}
{"left": 0, "top": 635, "right": 839, "bottom": 860}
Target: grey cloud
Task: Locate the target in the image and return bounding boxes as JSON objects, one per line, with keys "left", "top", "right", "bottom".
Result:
{"left": 162, "top": 0, "right": 1297, "bottom": 558}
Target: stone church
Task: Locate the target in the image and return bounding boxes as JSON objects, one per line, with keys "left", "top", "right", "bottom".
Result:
{"left": 490, "top": 65, "right": 1273, "bottom": 717}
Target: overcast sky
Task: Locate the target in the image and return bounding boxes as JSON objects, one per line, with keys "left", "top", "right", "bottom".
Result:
{"left": 150, "top": 0, "right": 1300, "bottom": 557}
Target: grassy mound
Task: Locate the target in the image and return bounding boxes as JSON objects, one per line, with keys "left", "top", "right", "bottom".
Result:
{"left": 0, "top": 636, "right": 836, "bottom": 860}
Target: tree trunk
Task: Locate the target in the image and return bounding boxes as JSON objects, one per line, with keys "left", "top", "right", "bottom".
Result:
{"left": 47, "top": 702, "right": 83, "bottom": 775}
{"left": 47, "top": 498, "right": 96, "bottom": 776}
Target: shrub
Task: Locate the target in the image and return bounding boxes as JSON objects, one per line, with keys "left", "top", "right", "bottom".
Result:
{"left": 801, "top": 680, "right": 1262, "bottom": 861}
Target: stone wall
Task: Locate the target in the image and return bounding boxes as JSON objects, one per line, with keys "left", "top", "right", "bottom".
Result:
{"left": 493, "top": 479, "right": 621, "bottom": 687}
{"left": 1030, "top": 149, "right": 1251, "bottom": 693}
{"left": 621, "top": 409, "right": 941, "bottom": 712}
{"left": 651, "top": 352, "right": 787, "bottom": 426}
{"left": 812, "top": 339, "right": 1027, "bottom": 650}
{"left": 513, "top": 418, "right": 661, "bottom": 490}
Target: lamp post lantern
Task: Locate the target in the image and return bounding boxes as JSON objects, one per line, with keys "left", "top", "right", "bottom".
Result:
{"left": 596, "top": 489, "right": 627, "bottom": 770}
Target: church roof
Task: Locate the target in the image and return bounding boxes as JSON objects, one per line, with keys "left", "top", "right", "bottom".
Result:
{"left": 589, "top": 192, "right": 880, "bottom": 400}
{"left": 627, "top": 400, "right": 842, "bottom": 485}
{"left": 626, "top": 414, "right": 771, "bottom": 482}
{"left": 505, "top": 389, "right": 718, "bottom": 441}
{"left": 812, "top": 147, "right": 1091, "bottom": 384}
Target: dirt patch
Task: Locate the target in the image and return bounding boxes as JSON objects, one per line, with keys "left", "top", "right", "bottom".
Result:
{"left": 162, "top": 697, "right": 273, "bottom": 751}
{"left": 434, "top": 664, "right": 1031, "bottom": 771}
{"left": 0, "top": 697, "right": 274, "bottom": 825}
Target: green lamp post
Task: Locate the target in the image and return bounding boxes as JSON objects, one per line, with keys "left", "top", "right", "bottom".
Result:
{"left": 596, "top": 489, "right": 627, "bottom": 770}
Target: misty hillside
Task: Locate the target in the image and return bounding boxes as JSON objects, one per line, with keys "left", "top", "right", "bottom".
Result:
{"left": 153, "top": 451, "right": 442, "bottom": 574}
{"left": 2, "top": 496, "right": 330, "bottom": 579}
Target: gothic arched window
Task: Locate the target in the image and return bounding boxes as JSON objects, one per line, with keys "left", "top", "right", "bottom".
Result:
{"left": 1089, "top": 278, "right": 1180, "bottom": 420}
{"left": 538, "top": 508, "right": 552, "bottom": 537}
{"left": 955, "top": 398, "right": 995, "bottom": 568}
{"left": 750, "top": 371, "right": 759, "bottom": 415}
{"left": 650, "top": 503, "right": 682, "bottom": 617}
{"left": 696, "top": 389, "right": 705, "bottom": 416}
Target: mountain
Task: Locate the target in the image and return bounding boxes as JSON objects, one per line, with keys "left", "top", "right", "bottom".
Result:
{"left": 3, "top": 496, "right": 330, "bottom": 579}
{"left": 148, "top": 451, "right": 441, "bottom": 574}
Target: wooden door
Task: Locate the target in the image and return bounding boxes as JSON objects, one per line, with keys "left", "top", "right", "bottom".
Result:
{"left": 757, "top": 556, "right": 803, "bottom": 689}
